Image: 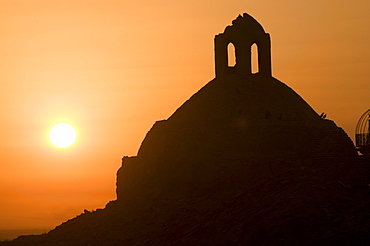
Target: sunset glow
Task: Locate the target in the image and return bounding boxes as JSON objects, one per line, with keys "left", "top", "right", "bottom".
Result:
{"left": 0, "top": 0, "right": 369, "bottom": 240}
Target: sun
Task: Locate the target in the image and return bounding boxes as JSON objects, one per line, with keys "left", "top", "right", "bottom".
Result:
{"left": 49, "top": 123, "right": 77, "bottom": 148}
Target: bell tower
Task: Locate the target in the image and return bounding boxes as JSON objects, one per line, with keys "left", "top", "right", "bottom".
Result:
{"left": 215, "top": 13, "right": 272, "bottom": 78}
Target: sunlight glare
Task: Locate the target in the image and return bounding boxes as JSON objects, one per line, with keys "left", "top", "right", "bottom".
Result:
{"left": 49, "top": 123, "right": 77, "bottom": 148}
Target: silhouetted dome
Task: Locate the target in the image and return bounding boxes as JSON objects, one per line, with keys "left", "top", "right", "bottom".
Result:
{"left": 5, "top": 13, "right": 368, "bottom": 246}
{"left": 116, "top": 13, "right": 358, "bottom": 200}
{"left": 116, "top": 73, "right": 357, "bottom": 201}
{"left": 136, "top": 74, "right": 355, "bottom": 161}
{"left": 169, "top": 75, "right": 318, "bottom": 123}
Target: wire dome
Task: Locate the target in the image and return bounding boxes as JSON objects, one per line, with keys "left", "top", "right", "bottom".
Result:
{"left": 355, "top": 109, "right": 370, "bottom": 155}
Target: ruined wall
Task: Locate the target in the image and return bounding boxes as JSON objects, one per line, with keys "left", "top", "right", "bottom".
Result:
{"left": 215, "top": 13, "right": 271, "bottom": 78}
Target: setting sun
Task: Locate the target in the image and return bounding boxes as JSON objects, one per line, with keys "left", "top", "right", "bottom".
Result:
{"left": 49, "top": 123, "right": 77, "bottom": 148}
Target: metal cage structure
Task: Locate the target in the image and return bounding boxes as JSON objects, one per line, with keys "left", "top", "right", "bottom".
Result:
{"left": 355, "top": 109, "right": 370, "bottom": 156}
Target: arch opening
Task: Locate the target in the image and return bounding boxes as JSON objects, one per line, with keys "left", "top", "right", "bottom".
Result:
{"left": 251, "top": 43, "right": 259, "bottom": 74}
{"left": 227, "top": 43, "right": 236, "bottom": 67}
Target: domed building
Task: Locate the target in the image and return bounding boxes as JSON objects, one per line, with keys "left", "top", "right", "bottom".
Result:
{"left": 5, "top": 13, "right": 368, "bottom": 246}
{"left": 116, "top": 13, "right": 360, "bottom": 201}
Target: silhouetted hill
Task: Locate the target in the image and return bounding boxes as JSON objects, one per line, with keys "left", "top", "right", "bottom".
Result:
{"left": 3, "top": 13, "right": 369, "bottom": 246}
{"left": 4, "top": 163, "right": 370, "bottom": 245}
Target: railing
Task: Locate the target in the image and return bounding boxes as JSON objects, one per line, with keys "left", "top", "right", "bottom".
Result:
{"left": 356, "top": 133, "right": 370, "bottom": 147}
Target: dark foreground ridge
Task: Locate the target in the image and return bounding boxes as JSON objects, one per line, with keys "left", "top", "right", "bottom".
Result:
{"left": 3, "top": 13, "right": 370, "bottom": 246}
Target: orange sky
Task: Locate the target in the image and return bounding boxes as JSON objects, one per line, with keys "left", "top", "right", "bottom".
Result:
{"left": 0, "top": 0, "right": 369, "bottom": 233}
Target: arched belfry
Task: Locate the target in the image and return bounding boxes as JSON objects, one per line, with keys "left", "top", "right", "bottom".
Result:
{"left": 215, "top": 13, "right": 272, "bottom": 78}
